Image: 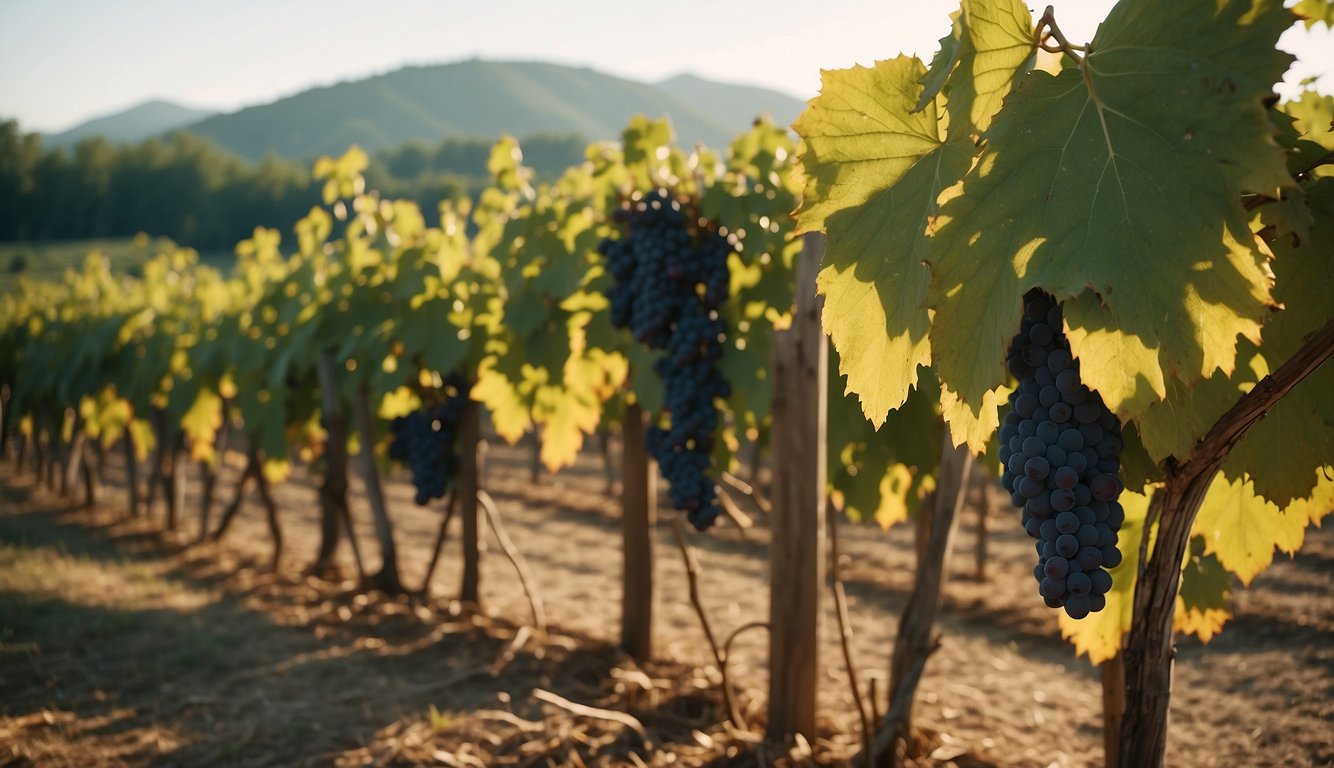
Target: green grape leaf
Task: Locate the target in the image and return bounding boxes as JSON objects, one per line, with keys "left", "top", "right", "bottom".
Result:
{"left": 1275, "top": 91, "right": 1334, "bottom": 182}
{"left": 1059, "top": 487, "right": 1151, "bottom": 664}
{"left": 924, "top": 0, "right": 1036, "bottom": 136}
{"left": 828, "top": 357, "right": 942, "bottom": 526}
{"left": 1223, "top": 177, "right": 1334, "bottom": 505}
{"left": 1175, "top": 543, "right": 1232, "bottom": 643}
{"left": 927, "top": 0, "right": 1295, "bottom": 425}
{"left": 1292, "top": 0, "right": 1334, "bottom": 27}
{"left": 1137, "top": 177, "right": 1333, "bottom": 503}
{"left": 1193, "top": 472, "right": 1331, "bottom": 585}
{"left": 915, "top": 10, "right": 965, "bottom": 112}
{"left": 794, "top": 56, "right": 974, "bottom": 425}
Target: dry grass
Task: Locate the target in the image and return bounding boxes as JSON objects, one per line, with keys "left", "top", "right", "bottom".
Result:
{"left": 1, "top": 441, "right": 1330, "bottom": 767}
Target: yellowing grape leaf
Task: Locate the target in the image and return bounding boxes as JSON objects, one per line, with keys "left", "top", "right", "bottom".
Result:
{"left": 534, "top": 383, "right": 599, "bottom": 474}
{"left": 939, "top": 381, "right": 1007, "bottom": 455}
{"left": 1062, "top": 486, "right": 1239, "bottom": 660}
{"left": 128, "top": 418, "right": 155, "bottom": 461}
{"left": 919, "top": 0, "right": 1035, "bottom": 136}
{"left": 79, "top": 387, "right": 134, "bottom": 449}
{"left": 1293, "top": 0, "right": 1334, "bottom": 28}
{"left": 793, "top": 56, "right": 973, "bottom": 425}
{"left": 262, "top": 458, "right": 291, "bottom": 484}
{"left": 927, "top": 0, "right": 1295, "bottom": 424}
{"left": 471, "top": 365, "right": 531, "bottom": 445}
{"left": 181, "top": 387, "right": 224, "bottom": 465}
{"left": 1175, "top": 544, "right": 1232, "bottom": 643}
{"left": 1060, "top": 487, "right": 1151, "bottom": 664}
{"left": 1194, "top": 472, "right": 1332, "bottom": 585}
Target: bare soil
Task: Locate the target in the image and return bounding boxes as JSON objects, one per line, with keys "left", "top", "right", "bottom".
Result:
{"left": 0, "top": 436, "right": 1329, "bottom": 767}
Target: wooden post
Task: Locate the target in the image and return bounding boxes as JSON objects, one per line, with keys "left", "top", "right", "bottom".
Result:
{"left": 767, "top": 232, "right": 828, "bottom": 742}
{"left": 877, "top": 442, "right": 971, "bottom": 763}
{"left": 974, "top": 471, "right": 992, "bottom": 581}
{"left": 1103, "top": 654, "right": 1125, "bottom": 768}
{"left": 352, "top": 384, "right": 403, "bottom": 593}
{"left": 123, "top": 431, "right": 141, "bottom": 517}
{"left": 0, "top": 385, "right": 8, "bottom": 460}
{"left": 197, "top": 416, "right": 229, "bottom": 543}
{"left": 79, "top": 439, "right": 96, "bottom": 508}
{"left": 255, "top": 461, "right": 282, "bottom": 570}
{"left": 168, "top": 438, "right": 185, "bottom": 530}
{"left": 458, "top": 399, "right": 481, "bottom": 606}
{"left": 62, "top": 431, "right": 86, "bottom": 499}
{"left": 620, "top": 402, "right": 656, "bottom": 662}
{"left": 314, "top": 351, "right": 351, "bottom": 576}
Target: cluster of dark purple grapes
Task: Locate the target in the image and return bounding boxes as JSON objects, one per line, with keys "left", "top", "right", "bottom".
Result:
{"left": 388, "top": 378, "right": 468, "bottom": 506}
{"left": 999, "top": 291, "right": 1126, "bottom": 620}
{"left": 599, "top": 190, "right": 732, "bottom": 530}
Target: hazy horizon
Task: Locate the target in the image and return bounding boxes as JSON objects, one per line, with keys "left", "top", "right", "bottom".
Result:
{"left": 19, "top": 58, "right": 811, "bottom": 135}
{"left": 3, "top": 0, "right": 1331, "bottom": 134}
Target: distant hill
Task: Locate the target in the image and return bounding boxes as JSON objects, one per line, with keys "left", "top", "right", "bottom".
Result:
{"left": 181, "top": 60, "right": 807, "bottom": 163}
{"left": 45, "top": 100, "right": 217, "bottom": 148}
{"left": 654, "top": 74, "right": 805, "bottom": 136}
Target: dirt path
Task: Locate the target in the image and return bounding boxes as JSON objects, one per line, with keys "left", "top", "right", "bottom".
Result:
{"left": 1, "top": 438, "right": 1330, "bottom": 766}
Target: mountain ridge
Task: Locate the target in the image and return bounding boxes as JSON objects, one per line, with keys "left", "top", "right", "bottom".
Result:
{"left": 43, "top": 99, "right": 218, "bottom": 148}
{"left": 46, "top": 60, "right": 806, "bottom": 162}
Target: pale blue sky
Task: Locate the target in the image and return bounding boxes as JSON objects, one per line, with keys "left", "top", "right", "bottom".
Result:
{"left": 1, "top": 0, "right": 1329, "bottom": 132}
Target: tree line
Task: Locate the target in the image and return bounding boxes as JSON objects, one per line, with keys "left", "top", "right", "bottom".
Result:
{"left": 0, "top": 120, "right": 586, "bottom": 252}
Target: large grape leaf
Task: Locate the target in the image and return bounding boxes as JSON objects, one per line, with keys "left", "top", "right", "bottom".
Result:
{"left": 1221, "top": 177, "right": 1334, "bottom": 504}
{"left": 793, "top": 56, "right": 973, "bottom": 425}
{"left": 1133, "top": 177, "right": 1333, "bottom": 505}
{"left": 916, "top": 0, "right": 1036, "bottom": 136}
{"left": 1193, "top": 472, "right": 1332, "bottom": 585}
{"left": 926, "top": 0, "right": 1296, "bottom": 425}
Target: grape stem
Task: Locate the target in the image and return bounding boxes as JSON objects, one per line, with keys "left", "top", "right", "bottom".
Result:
{"left": 1035, "top": 6, "right": 1088, "bottom": 61}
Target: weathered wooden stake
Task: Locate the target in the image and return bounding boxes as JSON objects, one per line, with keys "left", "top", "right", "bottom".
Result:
{"left": 1102, "top": 654, "right": 1125, "bottom": 768}
{"left": 352, "top": 384, "right": 403, "bottom": 593}
{"left": 458, "top": 399, "right": 482, "bottom": 606}
{"left": 767, "top": 232, "right": 827, "bottom": 741}
{"left": 620, "top": 402, "right": 656, "bottom": 662}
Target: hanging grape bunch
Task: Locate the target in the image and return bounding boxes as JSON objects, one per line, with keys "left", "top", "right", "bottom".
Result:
{"left": 388, "top": 375, "right": 470, "bottom": 505}
{"left": 998, "top": 291, "right": 1126, "bottom": 620}
{"left": 599, "top": 189, "right": 733, "bottom": 530}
